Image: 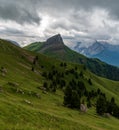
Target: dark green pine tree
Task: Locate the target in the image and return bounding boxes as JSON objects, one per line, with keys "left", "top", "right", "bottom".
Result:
{"left": 107, "top": 97, "right": 115, "bottom": 114}
{"left": 113, "top": 104, "right": 119, "bottom": 118}
{"left": 43, "top": 82, "right": 48, "bottom": 90}
{"left": 88, "top": 78, "right": 92, "bottom": 85}
{"left": 64, "top": 86, "right": 80, "bottom": 109}
{"left": 87, "top": 99, "right": 91, "bottom": 108}
{"left": 31, "top": 66, "right": 34, "bottom": 71}
{"left": 96, "top": 95, "right": 107, "bottom": 115}
{"left": 64, "top": 86, "right": 72, "bottom": 107}
{"left": 70, "top": 90, "right": 80, "bottom": 108}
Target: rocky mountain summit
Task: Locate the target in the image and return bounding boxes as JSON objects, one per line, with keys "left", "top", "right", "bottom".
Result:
{"left": 40, "top": 34, "right": 65, "bottom": 53}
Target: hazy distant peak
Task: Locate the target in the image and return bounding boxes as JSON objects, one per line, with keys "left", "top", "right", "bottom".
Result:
{"left": 5, "top": 39, "right": 20, "bottom": 47}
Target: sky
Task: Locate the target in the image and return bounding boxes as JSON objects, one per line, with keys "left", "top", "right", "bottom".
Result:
{"left": 0, "top": 0, "right": 119, "bottom": 47}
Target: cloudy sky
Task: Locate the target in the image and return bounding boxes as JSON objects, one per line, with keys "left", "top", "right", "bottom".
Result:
{"left": 0, "top": 0, "right": 119, "bottom": 46}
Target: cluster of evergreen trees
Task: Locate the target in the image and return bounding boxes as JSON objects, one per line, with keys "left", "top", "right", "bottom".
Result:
{"left": 64, "top": 81, "right": 85, "bottom": 108}
{"left": 63, "top": 79, "right": 97, "bottom": 109}
{"left": 64, "top": 81, "right": 119, "bottom": 118}
{"left": 96, "top": 95, "right": 119, "bottom": 118}
{"left": 42, "top": 62, "right": 87, "bottom": 93}
{"left": 41, "top": 61, "right": 119, "bottom": 119}
{"left": 42, "top": 63, "right": 67, "bottom": 92}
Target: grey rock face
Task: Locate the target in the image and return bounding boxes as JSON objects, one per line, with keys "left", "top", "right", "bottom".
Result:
{"left": 80, "top": 104, "right": 87, "bottom": 112}
{"left": 46, "top": 34, "right": 64, "bottom": 45}
{"left": 86, "top": 41, "right": 105, "bottom": 55}
{"left": 40, "top": 34, "right": 65, "bottom": 53}
{"left": 74, "top": 41, "right": 105, "bottom": 56}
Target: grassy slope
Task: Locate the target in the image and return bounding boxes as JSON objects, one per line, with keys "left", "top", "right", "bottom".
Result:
{"left": 24, "top": 42, "right": 44, "bottom": 52}
{"left": 24, "top": 42, "right": 119, "bottom": 81}
{"left": 0, "top": 39, "right": 119, "bottom": 130}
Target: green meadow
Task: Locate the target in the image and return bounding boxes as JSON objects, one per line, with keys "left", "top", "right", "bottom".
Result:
{"left": 0, "top": 39, "right": 119, "bottom": 130}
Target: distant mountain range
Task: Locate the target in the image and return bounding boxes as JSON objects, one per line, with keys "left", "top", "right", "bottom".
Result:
{"left": 73, "top": 41, "right": 119, "bottom": 66}
{"left": 1, "top": 37, "right": 119, "bottom": 130}
{"left": 24, "top": 34, "right": 119, "bottom": 81}
{"left": 5, "top": 39, "right": 20, "bottom": 46}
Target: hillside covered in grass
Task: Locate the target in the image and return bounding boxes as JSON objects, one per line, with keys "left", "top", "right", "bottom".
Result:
{"left": 0, "top": 39, "right": 119, "bottom": 130}
{"left": 24, "top": 34, "right": 119, "bottom": 81}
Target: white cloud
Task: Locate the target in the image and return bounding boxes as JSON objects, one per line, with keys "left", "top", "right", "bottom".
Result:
{"left": 1, "top": 0, "right": 119, "bottom": 46}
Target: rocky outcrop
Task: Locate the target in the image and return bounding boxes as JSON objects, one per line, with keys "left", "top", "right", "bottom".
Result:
{"left": 46, "top": 34, "right": 64, "bottom": 45}
{"left": 80, "top": 104, "right": 87, "bottom": 112}
{"left": 40, "top": 34, "right": 65, "bottom": 53}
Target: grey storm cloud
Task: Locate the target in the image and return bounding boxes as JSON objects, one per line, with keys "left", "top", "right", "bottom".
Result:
{"left": 0, "top": 27, "right": 24, "bottom": 35}
{"left": 1, "top": 0, "right": 119, "bottom": 24}
{"left": 38, "top": 0, "right": 119, "bottom": 20}
{"left": 0, "top": 0, "right": 41, "bottom": 24}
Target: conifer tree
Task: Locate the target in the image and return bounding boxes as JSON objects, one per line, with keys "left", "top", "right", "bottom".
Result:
{"left": 96, "top": 95, "right": 107, "bottom": 115}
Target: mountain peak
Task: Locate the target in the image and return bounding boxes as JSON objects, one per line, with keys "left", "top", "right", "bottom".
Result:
{"left": 46, "top": 34, "right": 64, "bottom": 45}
